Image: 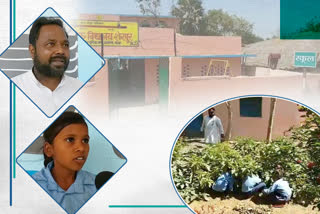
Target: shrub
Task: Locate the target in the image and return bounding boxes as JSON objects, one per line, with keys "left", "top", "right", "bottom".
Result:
{"left": 172, "top": 137, "right": 320, "bottom": 207}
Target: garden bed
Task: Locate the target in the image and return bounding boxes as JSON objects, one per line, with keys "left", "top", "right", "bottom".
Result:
{"left": 172, "top": 108, "right": 320, "bottom": 212}
{"left": 190, "top": 196, "right": 319, "bottom": 214}
{"left": 172, "top": 137, "right": 320, "bottom": 210}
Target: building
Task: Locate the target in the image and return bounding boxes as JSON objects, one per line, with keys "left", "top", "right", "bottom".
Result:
{"left": 76, "top": 14, "right": 250, "bottom": 117}
{"left": 184, "top": 97, "right": 304, "bottom": 140}
{"left": 73, "top": 14, "right": 320, "bottom": 120}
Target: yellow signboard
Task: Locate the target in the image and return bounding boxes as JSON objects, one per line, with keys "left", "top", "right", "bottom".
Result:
{"left": 76, "top": 20, "right": 139, "bottom": 47}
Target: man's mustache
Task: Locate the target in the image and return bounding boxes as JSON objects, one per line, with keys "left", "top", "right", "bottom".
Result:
{"left": 49, "top": 55, "right": 68, "bottom": 64}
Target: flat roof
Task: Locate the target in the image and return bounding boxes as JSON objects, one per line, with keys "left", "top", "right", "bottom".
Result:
{"left": 180, "top": 54, "right": 256, "bottom": 58}
{"left": 104, "top": 54, "right": 256, "bottom": 59}
{"left": 81, "top": 13, "right": 177, "bottom": 19}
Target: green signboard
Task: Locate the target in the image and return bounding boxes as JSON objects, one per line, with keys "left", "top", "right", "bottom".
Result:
{"left": 294, "top": 52, "right": 317, "bottom": 68}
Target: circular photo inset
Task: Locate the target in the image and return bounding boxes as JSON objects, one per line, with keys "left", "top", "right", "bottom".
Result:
{"left": 171, "top": 96, "right": 320, "bottom": 214}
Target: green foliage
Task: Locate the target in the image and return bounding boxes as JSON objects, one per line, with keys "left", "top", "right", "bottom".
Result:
{"left": 205, "top": 9, "right": 234, "bottom": 36}
{"left": 135, "top": 0, "right": 263, "bottom": 44}
{"left": 136, "top": 0, "right": 167, "bottom": 27}
{"left": 282, "top": 16, "right": 320, "bottom": 39}
{"left": 171, "top": 0, "right": 206, "bottom": 35}
{"left": 172, "top": 141, "right": 260, "bottom": 203}
{"left": 292, "top": 107, "right": 320, "bottom": 143}
{"left": 299, "top": 16, "right": 320, "bottom": 33}
{"left": 136, "top": 0, "right": 161, "bottom": 16}
{"left": 291, "top": 108, "right": 320, "bottom": 207}
{"left": 205, "top": 9, "right": 264, "bottom": 44}
{"left": 172, "top": 135, "right": 320, "bottom": 207}
{"left": 171, "top": 3, "right": 264, "bottom": 44}
{"left": 291, "top": 107, "right": 320, "bottom": 168}
{"left": 172, "top": 140, "right": 210, "bottom": 203}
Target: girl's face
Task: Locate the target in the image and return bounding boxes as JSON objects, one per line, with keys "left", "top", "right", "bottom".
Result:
{"left": 45, "top": 123, "right": 90, "bottom": 172}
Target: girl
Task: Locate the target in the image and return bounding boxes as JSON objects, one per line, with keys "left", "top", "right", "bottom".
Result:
{"left": 32, "top": 111, "right": 96, "bottom": 214}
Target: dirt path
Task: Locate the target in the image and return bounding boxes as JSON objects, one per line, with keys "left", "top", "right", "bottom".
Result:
{"left": 190, "top": 197, "right": 318, "bottom": 214}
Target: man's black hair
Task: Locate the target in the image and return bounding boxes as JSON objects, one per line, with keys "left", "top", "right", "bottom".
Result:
{"left": 29, "top": 17, "right": 68, "bottom": 47}
{"left": 208, "top": 107, "right": 216, "bottom": 112}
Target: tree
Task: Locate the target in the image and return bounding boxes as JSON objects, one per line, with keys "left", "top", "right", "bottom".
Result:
{"left": 136, "top": 0, "right": 161, "bottom": 26}
{"left": 205, "top": 9, "right": 234, "bottom": 36}
{"left": 225, "top": 101, "right": 232, "bottom": 141}
{"left": 238, "top": 31, "right": 263, "bottom": 45}
{"left": 205, "top": 9, "right": 263, "bottom": 44}
{"left": 171, "top": 0, "right": 206, "bottom": 35}
{"left": 266, "top": 98, "right": 277, "bottom": 142}
{"left": 136, "top": 0, "right": 161, "bottom": 16}
{"left": 300, "top": 16, "right": 320, "bottom": 33}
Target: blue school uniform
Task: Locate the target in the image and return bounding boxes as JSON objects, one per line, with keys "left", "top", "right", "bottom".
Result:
{"left": 32, "top": 161, "right": 97, "bottom": 214}
{"left": 262, "top": 178, "right": 292, "bottom": 201}
{"left": 212, "top": 172, "right": 234, "bottom": 192}
{"left": 242, "top": 174, "right": 266, "bottom": 196}
{"left": 242, "top": 175, "right": 262, "bottom": 192}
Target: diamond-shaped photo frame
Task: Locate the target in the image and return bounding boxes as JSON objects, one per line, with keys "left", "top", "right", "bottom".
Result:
{"left": 16, "top": 105, "right": 127, "bottom": 214}
{"left": 0, "top": 7, "right": 105, "bottom": 117}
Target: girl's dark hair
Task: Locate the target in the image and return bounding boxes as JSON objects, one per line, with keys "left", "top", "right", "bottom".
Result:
{"left": 43, "top": 111, "right": 87, "bottom": 167}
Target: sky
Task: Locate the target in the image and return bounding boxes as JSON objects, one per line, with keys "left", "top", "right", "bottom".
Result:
{"left": 77, "top": 0, "right": 280, "bottom": 39}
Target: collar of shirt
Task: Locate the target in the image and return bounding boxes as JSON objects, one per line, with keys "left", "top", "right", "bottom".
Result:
{"left": 43, "top": 162, "right": 93, "bottom": 200}
{"left": 30, "top": 70, "right": 67, "bottom": 92}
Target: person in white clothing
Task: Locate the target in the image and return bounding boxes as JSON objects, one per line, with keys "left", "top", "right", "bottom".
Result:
{"left": 12, "top": 17, "right": 82, "bottom": 116}
{"left": 200, "top": 107, "right": 225, "bottom": 143}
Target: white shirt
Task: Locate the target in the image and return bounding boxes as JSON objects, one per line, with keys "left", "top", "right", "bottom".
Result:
{"left": 12, "top": 71, "right": 82, "bottom": 117}
{"left": 242, "top": 175, "right": 262, "bottom": 192}
{"left": 201, "top": 115, "right": 224, "bottom": 144}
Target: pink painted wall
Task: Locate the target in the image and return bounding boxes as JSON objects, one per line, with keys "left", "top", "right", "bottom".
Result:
{"left": 176, "top": 34, "right": 242, "bottom": 56}
{"left": 74, "top": 62, "right": 109, "bottom": 119}
{"left": 119, "top": 16, "right": 179, "bottom": 31}
{"left": 181, "top": 57, "right": 241, "bottom": 77}
{"left": 145, "top": 58, "right": 159, "bottom": 104}
{"left": 77, "top": 14, "right": 246, "bottom": 114}
{"left": 213, "top": 98, "right": 303, "bottom": 140}
{"left": 168, "top": 57, "right": 304, "bottom": 114}
{"left": 100, "top": 30, "right": 242, "bottom": 57}
{"left": 78, "top": 15, "right": 242, "bottom": 58}
{"left": 78, "top": 57, "right": 161, "bottom": 110}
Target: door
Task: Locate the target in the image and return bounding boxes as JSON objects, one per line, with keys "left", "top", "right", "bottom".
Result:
{"left": 108, "top": 59, "right": 145, "bottom": 112}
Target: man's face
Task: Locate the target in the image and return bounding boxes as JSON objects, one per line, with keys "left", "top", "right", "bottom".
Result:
{"left": 30, "top": 24, "right": 70, "bottom": 78}
{"left": 208, "top": 108, "right": 215, "bottom": 117}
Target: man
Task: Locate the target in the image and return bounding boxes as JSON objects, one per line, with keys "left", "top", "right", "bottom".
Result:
{"left": 200, "top": 107, "right": 225, "bottom": 143}
{"left": 12, "top": 17, "right": 82, "bottom": 116}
